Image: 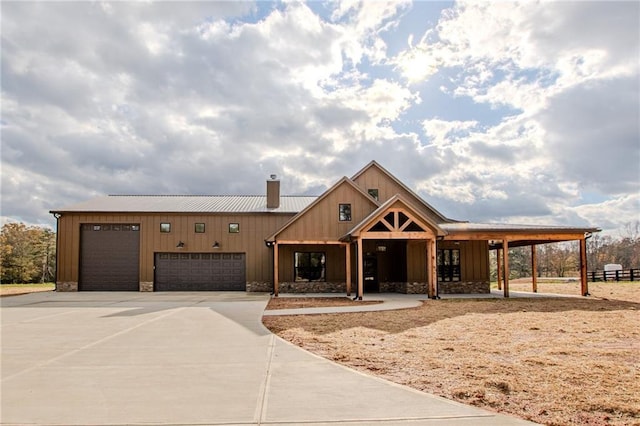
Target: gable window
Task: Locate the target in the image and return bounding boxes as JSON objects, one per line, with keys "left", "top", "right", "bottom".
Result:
{"left": 294, "top": 252, "right": 326, "bottom": 282}
{"left": 195, "top": 223, "right": 205, "bottom": 233}
{"left": 438, "top": 249, "right": 460, "bottom": 282}
{"left": 339, "top": 204, "right": 352, "bottom": 221}
{"left": 229, "top": 223, "right": 240, "bottom": 233}
{"left": 160, "top": 223, "right": 171, "bottom": 233}
{"left": 368, "top": 189, "right": 379, "bottom": 200}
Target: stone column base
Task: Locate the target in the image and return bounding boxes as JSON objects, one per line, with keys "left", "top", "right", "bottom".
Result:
{"left": 139, "top": 282, "right": 154, "bottom": 292}
{"left": 56, "top": 282, "right": 78, "bottom": 292}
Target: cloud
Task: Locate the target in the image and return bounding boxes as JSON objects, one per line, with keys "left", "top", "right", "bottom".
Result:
{"left": 1, "top": 0, "right": 637, "bottom": 239}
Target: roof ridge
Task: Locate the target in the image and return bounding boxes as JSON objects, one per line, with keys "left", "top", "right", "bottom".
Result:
{"left": 107, "top": 194, "right": 318, "bottom": 198}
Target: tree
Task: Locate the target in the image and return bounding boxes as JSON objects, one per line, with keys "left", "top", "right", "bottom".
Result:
{"left": 0, "top": 223, "right": 56, "bottom": 283}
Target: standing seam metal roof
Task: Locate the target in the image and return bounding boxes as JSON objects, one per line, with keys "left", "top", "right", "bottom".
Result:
{"left": 50, "top": 195, "right": 317, "bottom": 214}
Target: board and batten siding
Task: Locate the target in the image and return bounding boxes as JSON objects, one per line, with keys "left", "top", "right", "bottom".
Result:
{"left": 352, "top": 165, "right": 445, "bottom": 223}
{"left": 438, "top": 240, "right": 490, "bottom": 282}
{"left": 56, "top": 212, "right": 293, "bottom": 287}
{"left": 277, "top": 181, "right": 378, "bottom": 242}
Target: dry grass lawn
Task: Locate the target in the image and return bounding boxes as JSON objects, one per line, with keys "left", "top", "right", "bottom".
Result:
{"left": 0, "top": 283, "right": 55, "bottom": 297}
{"left": 263, "top": 282, "right": 640, "bottom": 426}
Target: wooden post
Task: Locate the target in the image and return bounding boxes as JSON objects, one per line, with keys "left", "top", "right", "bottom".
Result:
{"left": 531, "top": 245, "right": 538, "bottom": 293}
{"left": 345, "top": 243, "right": 351, "bottom": 297}
{"left": 503, "top": 240, "right": 510, "bottom": 298}
{"left": 496, "top": 248, "right": 502, "bottom": 290}
{"left": 580, "top": 238, "right": 589, "bottom": 296}
{"left": 357, "top": 238, "right": 363, "bottom": 300}
{"left": 428, "top": 239, "right": 438, "bottom": 299}
{"left": 273, "top": 242, "right": 279, "bottom": 297}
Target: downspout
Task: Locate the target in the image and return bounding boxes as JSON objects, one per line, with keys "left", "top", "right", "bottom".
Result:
{"left": 52, "top": 213, "right": 62, "bottom": 292}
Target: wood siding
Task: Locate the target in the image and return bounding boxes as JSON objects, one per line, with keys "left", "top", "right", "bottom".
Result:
{"left": 56, "top": 212, "right": 293, "bottom": 285}
{"left": 278, "top": 244, "right": 346, "bottom": 282}
{"left": 352, "top": 165, "right": 444, "bottom": 223}
{"left": 439, "top": 240, "right": 490, "bottom": 282}
{"left": 277, "top": 180, "right": 378, "bottom": 242}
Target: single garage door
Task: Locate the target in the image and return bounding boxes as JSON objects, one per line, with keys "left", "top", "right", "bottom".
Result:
{"left": 154, "top": 252, "right": 246, "bottom": 291}
{"left": 80, "top": 224, "right": 140, "bottom": 291}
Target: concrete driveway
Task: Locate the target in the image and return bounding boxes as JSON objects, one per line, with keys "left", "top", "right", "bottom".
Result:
{"left": 1, "top": 292, "right": 535, "bottom": 425}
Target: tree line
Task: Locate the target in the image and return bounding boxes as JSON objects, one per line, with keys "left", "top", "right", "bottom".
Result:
{"left": 490, "top": 221, "right": 640, "bottom": 280}
{"left": 1, "top": 223, "right": 56, "bottom": 284}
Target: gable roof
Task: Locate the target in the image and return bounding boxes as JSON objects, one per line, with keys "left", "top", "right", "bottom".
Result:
{"left": 265, "top": 176, "right": 379, "bottom": 242}
{"left": 351, "top": 161, "right": 457, "bottom": 224}
{"left": 341, "top": 194, "right": 447, "bottom": 240}
{"left": 50, "top": 195, "right": 316, "bottom": 214}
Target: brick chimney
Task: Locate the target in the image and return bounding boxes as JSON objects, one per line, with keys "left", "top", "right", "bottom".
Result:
{"left": 266, "top": 175, "right": 280, "bottom": 209}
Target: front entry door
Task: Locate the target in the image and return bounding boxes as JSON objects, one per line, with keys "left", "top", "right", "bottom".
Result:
{"left": 363, "top": 253, "right": 379, "bottom": 292}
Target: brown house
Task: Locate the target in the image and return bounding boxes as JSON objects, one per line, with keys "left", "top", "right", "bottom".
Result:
{"left": 51, "top": 161, "right": 599, "bottom": 297}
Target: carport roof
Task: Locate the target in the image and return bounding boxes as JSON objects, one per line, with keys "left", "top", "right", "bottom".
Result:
{"left": 50, "top": 195, "right": 317, "bottom": 214}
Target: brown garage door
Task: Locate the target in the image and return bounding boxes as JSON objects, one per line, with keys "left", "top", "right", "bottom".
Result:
{"left": 154, "top": 253, "right": 246, "bottom": 291}
{"left": 80, "top": 224, "right": 140, "bottom": 291}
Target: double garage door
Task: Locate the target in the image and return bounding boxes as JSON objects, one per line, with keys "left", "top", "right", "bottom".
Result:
{"left": 155, "top": 252, "right": 246, "bottom": 291}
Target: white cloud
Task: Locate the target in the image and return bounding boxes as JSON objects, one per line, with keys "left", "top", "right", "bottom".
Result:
{"left": 1, "top": 0, "right": 637, "bottom": 238}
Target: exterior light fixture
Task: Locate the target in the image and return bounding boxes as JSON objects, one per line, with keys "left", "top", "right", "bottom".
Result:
{"left": 176, "top": 241, "right": 185, "bottom": 248}
{"left": 212, "top": 241, "right": 220, "bottom": 249}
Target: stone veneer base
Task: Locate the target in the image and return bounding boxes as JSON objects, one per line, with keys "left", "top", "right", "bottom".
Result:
{"left": 56, "top": 281, "right": 78, "bottom": 292}
{"left": 139, "top": 282, "right": 154, "bottom": 292}
{"left": 438, "top": 281, "right": 490, "bottom": 294}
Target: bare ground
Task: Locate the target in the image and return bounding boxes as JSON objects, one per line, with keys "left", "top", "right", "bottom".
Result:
{"left": 263, "top": 283, "right": 640, "bottom": 426}
{"left": 266, "top": 296, "right": 381, "bottom": 310}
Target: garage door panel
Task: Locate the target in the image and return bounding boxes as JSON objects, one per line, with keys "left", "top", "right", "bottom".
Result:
{"left": 154, "top": 252, "right": 246, "bottom": 291}
{"left": 80, "top": 224, "right": 140, "bottom": 291}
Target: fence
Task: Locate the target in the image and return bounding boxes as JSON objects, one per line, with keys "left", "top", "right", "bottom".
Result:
{"left": 588, "top": 269, "right": 637, "bottom": 282}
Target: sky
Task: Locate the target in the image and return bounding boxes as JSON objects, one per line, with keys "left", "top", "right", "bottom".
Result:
{"left": 2, "top": 0, "right": 639, "bottom": 236}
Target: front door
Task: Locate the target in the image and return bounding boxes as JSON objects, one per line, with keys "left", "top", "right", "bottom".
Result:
{"left": 363, "top": 253, "right": 379, "bottom": 292}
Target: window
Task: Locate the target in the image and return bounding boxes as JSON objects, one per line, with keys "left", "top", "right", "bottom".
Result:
{"left": 229, "top": 223, "right": 240, "bottom": 233}
{"left": 294, "top": 252, "right": 326, "bottom": 282}
{"left": 368, "top": 189, "right": 379, "bottom": 200}
{"left": 160, "top": 223, "right": 171, "bottom": 233}
{"left": 195, "top": 223, "right": 205, "bottom": 233}
{"left": 339, "top": 204, "right": 352, "bottom": 221}
{"left": 437, "top": 249, "right": 461, "bottom": 282}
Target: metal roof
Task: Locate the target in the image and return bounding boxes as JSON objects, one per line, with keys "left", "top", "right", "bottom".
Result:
{"left": 441, "top": 222, "right": 600, "bottom": 233}
{"left": 51, "top": 195, "right": 317, "bottom": 214}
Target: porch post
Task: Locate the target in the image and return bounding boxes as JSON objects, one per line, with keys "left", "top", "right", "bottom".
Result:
{"left": 428, "top": 239, "right": 438, "bottom": 299}
{"left": 496, "top": 248, "right": 502, "bottom": 290}
{"left": 345, "top": 243, "right": 352, "bottom": 297}
{"left": 503, "top": 240, "right": 510, "bottom": 298}
{"left": 357, "top": 238, "right": 363, "bottom": 300}
{"left": 273, "top": 242, "right": 279, "bottom": 297}
{"left": 531, "top": 245, "right": 538, "bottom": 293}
{"left": 580, "top": 238, "right": 589, "bottom": 296}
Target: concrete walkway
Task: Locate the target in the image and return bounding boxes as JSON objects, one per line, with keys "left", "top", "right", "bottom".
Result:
{"left": 1, "top": 292, "right": 535, "bottom": 425}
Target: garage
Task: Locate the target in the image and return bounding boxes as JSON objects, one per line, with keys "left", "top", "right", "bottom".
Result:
{"left": 79, "top": 224, "right": 140, "bottom": 291}
{"left": 154, "top": 252, "right": 246, "bottom": 291}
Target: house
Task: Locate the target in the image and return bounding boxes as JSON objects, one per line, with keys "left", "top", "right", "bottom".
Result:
{"left": 50, "top": 161, "right": 599, "bottom": 297}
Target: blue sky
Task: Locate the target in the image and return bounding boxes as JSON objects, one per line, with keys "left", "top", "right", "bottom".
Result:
{"left": 1, "top": 1, "right": 638, "bottom": 236}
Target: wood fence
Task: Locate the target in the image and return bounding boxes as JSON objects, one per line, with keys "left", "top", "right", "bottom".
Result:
{"left": 588, "top": 269, "right": 637, "bottom": 282}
